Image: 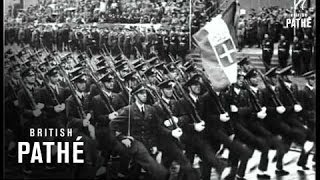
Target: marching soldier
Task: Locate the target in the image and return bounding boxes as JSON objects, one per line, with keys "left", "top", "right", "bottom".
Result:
{"left": 17, "top": 67, "right": 45, "bottom": 174}
{"left": 261, "top": 33, "right": 274, "bottom": 71}
{"left": 278, "top": 34, "right": 290, "bottom": 68}
{"left": 5, "top": 64, "right": 22, "bottom": 158}
{"left": 298, "top": 71, "right": 316, "bottom": 171}
{"left": 276, "top": 66, "right": 314, "bottom": 172}
{"left": 172, "top": 74, "right": 230, "bottom": 180}
{"left": 245, "top": 69, "right": 290, "bottom": 179}
{"left": 65, "top": 73, "right": 99, "bottom": 179}
{"left": 154, "top": 80, "right": 200, "bottom": 180}
{"left": 111, "top": 83, "right": 170, "bottom": 180}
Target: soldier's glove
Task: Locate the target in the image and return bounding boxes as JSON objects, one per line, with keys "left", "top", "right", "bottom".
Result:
{"left": 36, "top": 103, "right": 45, "bottom": 110}
{"left": 151, "top": 146, "right": 158, "bottom": 155}
{"left": 261, "top": 106, "right": 267, "bottom": 112}
{"left": 83, "top": 119, "right": 90, "bottom": 127}
{"left": 108, "top": 111, "right": 118, "bottom": 120}
{"left": 13, "top": 100, "right": 19, "bottom": 107}
{"left": 257, "top": 110, "right": 267, "bottom": 119}
{"left": 230, "top": 105, "right": 238, "bottom": 112}
{"left": 32, "top": 109, "right": 42, "bottom": 117}
{"left": 54, "top": 103, "right": 65, "bottom": 113}
{"left": 276, "top": 106, "right": 286, "bottom": 114}
{"left": 220, "top": 113, "right": 230, "bottom": 122}
{"left": 229, "top": 134, "right": 235, "bottom": 141}
{"left": 294, "top": 104, "right": 302, "bottom": 112}
{"left": 86, "top": 113, "right": 92, "bottom": 120}
{"left": 60, "top": 103, "right": 65, "bottom": 110}
{"left": 164, "top": 116, "right": 179, "bottom": 127}
{"left": 171, "top": 128, "right": 183, "bottom": 139}
{"left": 194, "top": 121, "right": 205, "bottom": 132}
{"left": 121, "top": 138, "right": 132, "bottom": 148}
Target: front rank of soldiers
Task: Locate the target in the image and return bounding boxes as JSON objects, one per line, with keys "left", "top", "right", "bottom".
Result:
{"left": 4, "top": 46, "right": 316, "bottom": 180}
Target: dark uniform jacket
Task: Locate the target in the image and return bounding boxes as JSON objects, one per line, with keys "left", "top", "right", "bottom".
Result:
{"left": 92, "top": 92, "right": 120, "bottom": 126}
{"left": 225, "top": 86, "right": 253, "bottom": 126}
{"left": 299, "top": 85, "right": 315, "bottom": 124}
{"left": 65, "top": 93, "right": 93, "bottom": 131}
{"left": 112, "top": 103, "right": 161, "bottom": 149}
{"left": 37, "top": 85, "right": 70, "bottom": 128}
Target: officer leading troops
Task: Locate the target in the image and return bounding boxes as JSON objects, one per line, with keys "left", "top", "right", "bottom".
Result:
{"left": 111, "top": 84, "right": 169, "bottom": 180}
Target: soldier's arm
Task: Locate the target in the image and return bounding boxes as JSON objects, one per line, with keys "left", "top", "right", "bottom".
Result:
{"left": 65, "top": 96, "right": 84, "bottom": 129}
{"left": 110, "top": 106, "right": 129, "bottom": 140}
{"left": 17, "top": 89, "right": 34, "bottom": 118}
{"left": 172, "top": 99, "right": 195, "bottom": 132}
{"left": 153, "top": 103, "right": 172, "bottom": 136}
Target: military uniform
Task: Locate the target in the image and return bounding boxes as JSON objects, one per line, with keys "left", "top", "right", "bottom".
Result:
{"left": 278, "top": 37, "right": 290, "bottom": 68}
{"left": 291, "top": 40, "right": 303, "bottom": 75}
{"left": 261, "top": 36, "right": 274, "bottom": 71}
{"left": 111, "top": 84, "right": 169, "bottom": 180}
{"left": 65, "top": 74, "right": 98, "bottom": 179}
{"left": 301, "top": 37, "right": 313, "bottom": 73}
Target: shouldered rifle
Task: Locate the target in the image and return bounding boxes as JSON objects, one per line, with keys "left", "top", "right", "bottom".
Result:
{"left": 278, "top": 76, "right": 299, "bottom": 105}
{"left": 243, "top": 79, "right": 262, "bottom": 112}
{"left": 54, "top": 54, "right": 96, "bottom": 139}
{"left": 163, "top": 65, "right": 203, "bottom": 123}
{"left": 84, "top": 62, "right": 115, "bottom": 113}
{"left": 19, "top": 78, "right": 37, "bottom": 110}
{"left": 256, "top": 69, "right": 283, "bottom": 106}
{"left": 198, "top": 71, "right": 226, "bottom": 114}
{"left": 100, "top": 46, "right": 129, "bottom": 104}
{"left": 29, "top": 50, "right": 60, "bottom": 105}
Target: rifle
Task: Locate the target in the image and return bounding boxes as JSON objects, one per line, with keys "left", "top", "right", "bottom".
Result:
{"left": 54, "top": 54, "right": 96, "bottom": 139}
{"left": 278, "top": 76, "right": 299, "bottom": 105}
{"left": 256, "top": 69, "right": 283, "bottom": 106}
{"left": 83, "top": 58, "right": 115, "bottom": 113}
{"left": 28, "top": 50, "right": 61, "bottom": 105}
{"left": 198, "top": 71, "right": 226, "bottom": 114}
{"left": 243, "top": 79, "right": 263, "bottom": 112}
{"left": 101, "top": 46, "right": 129, "bottom": 104}
{"left": 163, "top": 65, "right": 203, "bottom": 124}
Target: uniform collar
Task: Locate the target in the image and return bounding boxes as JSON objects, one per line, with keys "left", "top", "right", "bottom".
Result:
{"left": 284, "top": 81, "right": 292, "bottom": 89}
{"left": 234, "top": 87, "right": 241, "bottom": 95}
{"left": 76, "top": 90, "right": 84, "bottom": 99}
{"left": 161, "top": 96, "right": 171, "bottom": 104}
{"left": 103, "top": 89, "right": 112, "bottom": 97}
{"left": 250, "top": 85, "right": 259, "bottom": 94}
{"left": 306, "top": 83, "right": 314, "bottom": 91}
{"left": 189, "top": 92, "right": 198, "bottom": 103}
{"left": 135, "top": 102, "right": 145, "bottom": 112}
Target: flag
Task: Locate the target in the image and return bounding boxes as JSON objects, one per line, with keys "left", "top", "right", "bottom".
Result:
{"left": 193, "top": 1, "right": 239, "bottom": 91}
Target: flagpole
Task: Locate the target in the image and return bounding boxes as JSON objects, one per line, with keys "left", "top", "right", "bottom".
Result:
{"left": 293, "top": 0, "right": 296, "bottom": 37}
{"left": 189, "top": 0, "right": 192, "bottom": 50}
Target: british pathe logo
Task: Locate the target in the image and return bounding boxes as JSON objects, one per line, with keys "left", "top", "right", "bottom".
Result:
{"left": 283, "top": 0, "right": 312, "bottom": 29}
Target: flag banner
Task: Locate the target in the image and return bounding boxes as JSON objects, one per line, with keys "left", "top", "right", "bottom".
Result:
{"left": 193, "top": 1, "right": 238, "bottom": 91}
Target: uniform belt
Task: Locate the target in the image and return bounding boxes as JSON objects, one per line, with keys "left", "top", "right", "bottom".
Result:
{"left": 279, "top": 48, "right": 286, "bottom": 51}
{"left": 293, "top": 50, "right": 301, "bottom": 52}
{"left": 263, "top": 48, "right": 271, "bottom": 50}
{"left": 303, "top": 48, "right": 311, "bottom": 51}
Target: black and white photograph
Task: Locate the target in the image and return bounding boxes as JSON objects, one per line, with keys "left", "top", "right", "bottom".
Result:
{"left": 3, "top": 0, "right": 316, "bottom": 179}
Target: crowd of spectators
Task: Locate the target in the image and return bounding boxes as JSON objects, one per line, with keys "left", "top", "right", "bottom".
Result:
{"left": 5, "top": 0, "right": 216, "bottom": 26}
